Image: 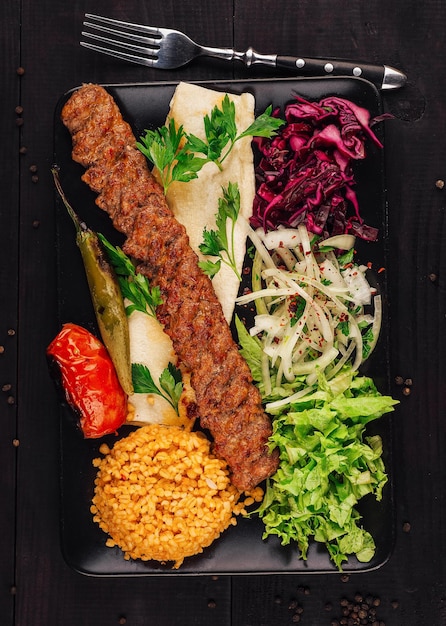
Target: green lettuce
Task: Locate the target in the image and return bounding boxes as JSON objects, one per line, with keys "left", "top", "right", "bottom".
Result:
{"left": 235, "top": 315, "right": 263, "bottom": 383}
{"left": 256, "top": 374, "right": 398, "bottom": 570}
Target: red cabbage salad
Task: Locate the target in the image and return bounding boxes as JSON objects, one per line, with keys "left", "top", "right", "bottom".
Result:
{"left": 251, "top": 95, "right": 388, "bottom": 242}
{"left": 236, "top": 95, "right": 398, "bottom": 570}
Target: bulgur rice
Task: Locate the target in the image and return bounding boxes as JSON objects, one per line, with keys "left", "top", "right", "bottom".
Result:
{"left": 91, "top": 424, "right": 261, "bottom": 568}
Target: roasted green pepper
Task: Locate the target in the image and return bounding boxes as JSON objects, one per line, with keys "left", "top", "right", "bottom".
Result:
{"left": 52, "top": 167, "right": 133, "bottom": 396}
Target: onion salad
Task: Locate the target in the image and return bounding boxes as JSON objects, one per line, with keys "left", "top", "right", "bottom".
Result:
{"left": 237, "top": 223, "right": 382, "bottom": 406}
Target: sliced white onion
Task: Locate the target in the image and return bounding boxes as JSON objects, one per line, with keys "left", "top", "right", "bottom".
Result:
{"left": 245, "top": 224, "right": 380, "bottom": 392}
{"left": 250, "top": 313, "right": 288, "bottom": 337}
{"left": 262, "top": 227, "right": 302, "bottom": 250}
{"left": 244, "top": 223, "right": 276, "bottom": 270}
{"left": 342, "top": 266, "right": 373, "bottom": 306}
{"left": 326, "top": 340, "right": 356, "bottom": 380}
{"left": 265, "top": 386, "right": 314, "bottom": 411}
{"left": 262, "top": 351, "right": 272, "bottom": 397}
{"left": 364, "top": 295, "right": 382, "bottom": 359}
{"left": 293, "top": 346, "right": 339, "bottom": 375}
{"left": 319, "top": 258, "right": 348, "bottom": 291}
{"left": 274, "top": 246, "right": 299, "bottom": 270}
{"left": 320, "top": 233, "right": 356, "bottom": 250}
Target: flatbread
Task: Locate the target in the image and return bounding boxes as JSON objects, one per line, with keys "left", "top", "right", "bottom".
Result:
{"left": 165, "top": 82, "right": 255, "bottom": 323}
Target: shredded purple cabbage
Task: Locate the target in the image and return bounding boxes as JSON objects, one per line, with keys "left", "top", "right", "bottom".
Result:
{"left": 251, "top": 95, "right": 387, "bottom": 241}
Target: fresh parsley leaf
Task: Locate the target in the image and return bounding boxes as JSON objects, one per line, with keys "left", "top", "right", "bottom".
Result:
{"left": 136, "top": 119, "right": 183, "bottom": 171}
{"left": 199, "top": 228, "right": 224, "bottom": 257}
{"left": 98, "top": 234, "right": 163, "bottom": 317}
{"left": 338, "top": 320, "right": 350, "bottom": 337}
{"left": 159, "top": 362, "right": 183, "bottom": 411}
{"left": 237, "top": 105, "right": 285, "bottom": 140}
{"left": 171, "top": 151, "right": 207, "bottom": 185}
{"left": 132, "top": 362, "right": 183, "bottom": 413}
{"left": 218, "top": 94, "right": 238, "bottom": 140}
{"left": 338, "top": 248, "right": 355, "bottom": 266}
{"left": 136, "top": 119, "right": 207, "bottom": 193}
{"left": 361, "top": 327, "right": 375, "bottom": 359}
{"left": 205, "top": 97, "right": 234, "bottom": 157}
{"left": 136, "top": 96, "right": 285, "bottom": 190}
{"left": 184, "top": 97, "right": 234, "bottom": 168}
{"left": 198, "top": 182, "right": 242, "bottom": 281}
{"left": 119, "top": 276, "right": 153, "bottom": 316}
{"left": 184, "top": 134, "right": 210, "bottom": 156}
{"left": 218, "top": 180, "right": 240, "bottom": 223}
{"left": 289, "top": 296, "right": 306, "bottom": 327}
{"left": 98, "top": 233, "right": 135, "bottom": 276}
{"left": 132, "top": 363, "right": 160, "bottom": 395}
{"left": 193, "top": 99, "right": 284, "bottom": 167}
{"left": 197, "top": 258, "right": 222, "bottom": 278}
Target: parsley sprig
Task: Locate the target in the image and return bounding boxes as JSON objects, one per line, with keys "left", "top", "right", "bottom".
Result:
{"left": 132, "top": 362, "right": 183, "bottom": 413}
{"left": 137, "top": 95, "right": 284, "bottom": 194}
{"left": 98, "top": 234, "right": 163, "bottom": 317}
{"left": 136, "top": 119, "right": 207, "bottom": 195}
{"left": 289, "top": 296, "right": 306, "bottom": 327}
{"left": 198, "top": 182, "right": 242, "bottom": 280}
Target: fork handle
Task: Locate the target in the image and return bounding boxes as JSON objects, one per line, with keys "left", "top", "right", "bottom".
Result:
{"left": 203, "top": 45, "right": 406, "bottom": 90}
{"left": 274, "top": 55, "right": 406, "bottom": 90}
{"left": 227, "top": 46, "right": 405, "bottom": 90}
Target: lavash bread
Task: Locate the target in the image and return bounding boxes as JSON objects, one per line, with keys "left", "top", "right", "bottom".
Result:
{"left": 165, "top": 82, "right": 255, "bottom": 323}
{"left": 126, "top": 308, "right": 193, "bottom": 427}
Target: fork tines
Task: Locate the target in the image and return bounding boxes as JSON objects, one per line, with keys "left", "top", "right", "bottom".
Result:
{"left": 80, "top": 14, "right": 161, "bottom": 67}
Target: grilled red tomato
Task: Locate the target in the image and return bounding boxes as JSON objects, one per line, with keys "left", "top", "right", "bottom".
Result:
{"left": 47, "top": 323, "right": 127, "bottom": 438}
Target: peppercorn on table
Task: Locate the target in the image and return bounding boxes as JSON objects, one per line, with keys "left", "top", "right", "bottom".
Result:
{"left": 1, "top": 0, "right": 445, "bottom": 624}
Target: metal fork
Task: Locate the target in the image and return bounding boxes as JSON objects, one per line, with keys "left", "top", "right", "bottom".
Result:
{"left": 80, "top": 14, "right": 406, "bottom": 90}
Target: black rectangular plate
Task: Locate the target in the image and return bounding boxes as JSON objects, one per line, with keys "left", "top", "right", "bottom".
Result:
{"left": 53, "top": 76, "right": 393, "bottom": 576}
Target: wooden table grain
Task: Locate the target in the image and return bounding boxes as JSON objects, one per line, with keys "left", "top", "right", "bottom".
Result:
{"left": 2, "top": 0, "right": 445, "bottom": 624}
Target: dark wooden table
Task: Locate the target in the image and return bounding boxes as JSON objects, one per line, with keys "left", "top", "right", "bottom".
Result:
{"left": 2, "top": 1, "right": 445, "bottom": 624}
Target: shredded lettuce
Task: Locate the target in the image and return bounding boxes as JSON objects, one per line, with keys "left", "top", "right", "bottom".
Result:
{"left": 235, "top": 315, "right": 264, "bottom": 384}
{"left": 254, "top": 372, "right": 397, "bottom": 570}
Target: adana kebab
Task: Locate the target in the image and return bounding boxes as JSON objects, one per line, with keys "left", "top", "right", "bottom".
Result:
{"left": 61, "top": 83, "right": 278, "bottom": 491}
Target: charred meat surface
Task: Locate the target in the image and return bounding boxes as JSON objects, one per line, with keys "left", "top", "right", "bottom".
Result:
{"left": 61, "top": 83, "right": 278, "bottom": 491}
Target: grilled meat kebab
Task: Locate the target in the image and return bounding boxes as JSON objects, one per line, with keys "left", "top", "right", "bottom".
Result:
{"left": 61, "top": 84, "right": 278, "bottom": 491}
